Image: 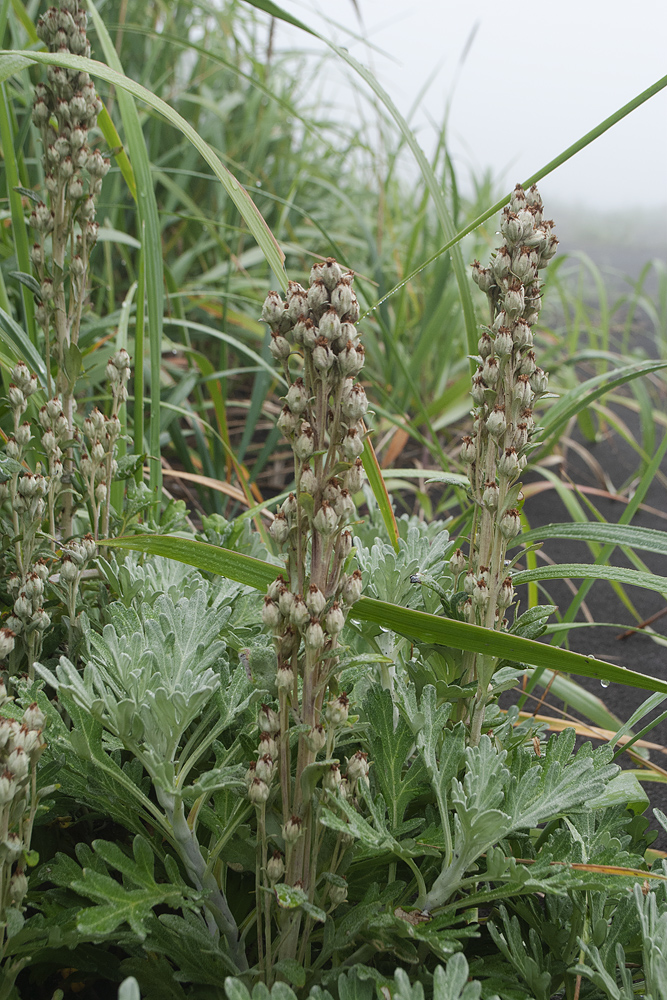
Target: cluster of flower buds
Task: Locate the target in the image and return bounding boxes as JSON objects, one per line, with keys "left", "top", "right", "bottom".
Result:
{"left": 252, "top": 261, "right": 372, "bottom": 879}
{"left": 30, "top": 0, "right": 107, "bottom": 380}
{"left": 260, "top": 260, "right": 366, "bottom": 677}
{"left": 5, "top": 561, "right": 51, "bottom": 639}
{"left": 59, "top": 533, "right": 96, "bottom": 587}
{"left": 38, "top": 394, "right": 69, "bottom": 491}
{"left": 106, "top": 348, "right": 131, "bottom": 405}
{"left": 246, "top": 704, "right": 280, "bottom": 805}
{"left": 5, "top": 364, "right": 38, "bottom": 446}
{"left": 0, "top": 687, "right": 47, "bottom": 913}
{"left": 81, "top": 405, "right": 119, "bottom": 512}
{"left": 460, "top": 185, "right": 557, "bottom": 625}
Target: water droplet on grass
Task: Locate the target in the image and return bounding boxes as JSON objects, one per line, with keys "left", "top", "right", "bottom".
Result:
{"left": 600, "top": 679, "right": 609, "bottom": 689}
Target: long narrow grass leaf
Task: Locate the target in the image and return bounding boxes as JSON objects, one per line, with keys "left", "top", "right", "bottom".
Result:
{"left": 102, "top": 535, "right": 667, "bottom": 693}
{"left": 516, "top": 522, "right": 667, "bottom": 556}
{"left": 0, "top": 49, "right": 287, "bottom": 285}
{"left": 362, "top": 436, "right": 399, "bottom": 552}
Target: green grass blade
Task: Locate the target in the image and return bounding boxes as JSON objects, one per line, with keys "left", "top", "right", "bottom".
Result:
{"left": 0, "top": 306, "right": 46, "bottom": 384}
{"left": 516, "top": 522, "right": 667, "bottom": 556}
{"left": 512, "top": 563, "right": 667, "bottom": 597}
{"left": 0, "top": 49, "right": 287, "bottom": 287}
{"left": 356, "top": 72, "right": 667, "bottom": 317}
{"left": 101, "top": 534, "right": 667, "bottom": 694}
{"left": 0, "top": 81, "right": 35, "bottom": 343}
{"left": 538, "top": 359, "right": 667, "bottom": 453}
{"left": 362, "top": 436, "right": 399, "bottom": 552}
{"left": 240, "top": 0, "right": 478, "bottom": 364}
{"left": 97, "top": 103, "right": 136, "bottom": 201}
{"left": 86, "top": 3, "right": 163, "bottom": 510}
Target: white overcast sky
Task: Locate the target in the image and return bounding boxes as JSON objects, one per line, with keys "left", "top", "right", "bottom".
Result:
{"left": 271, "top": 0, "right": 667, "bottom": 213}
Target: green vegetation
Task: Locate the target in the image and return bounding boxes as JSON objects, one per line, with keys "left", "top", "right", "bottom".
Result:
{"left": 0, "top": 1, "right": 666, "bottom": 997}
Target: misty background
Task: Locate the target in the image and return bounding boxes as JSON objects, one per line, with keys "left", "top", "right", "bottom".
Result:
{"left": 271, "top": 0, "right": 667, "bottom": 280}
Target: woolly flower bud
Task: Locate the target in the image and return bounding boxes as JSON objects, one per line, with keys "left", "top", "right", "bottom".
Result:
{"left": 342, "top": 428, "right": 363, "bottom": 461}
{"left": 267, "top": 851, "right": 284, "bottom": 883}
{"left": 338, "top": 342, "right": 363, "bottom": 377}
{"left": 285, "top": 282, "right": 308, "bottom": 324}
{"left": 492, "top": 246, "right": 512, "bottom": 281}
{"left": 341, "top": 570, "right": 362, "bottom": 606}
{"left": 482, "top": 481, "right": 499, "bottom": 510}
{"left": 261, "top": 290, "right": 284, "bottom": 327}
{"left": 497, "top": 576, "right": 515, "bottom": 609}
{"left": 300, "top": 463, "right": 317, "bottom": 494}
{"left": 481, "top": 357, "right": 499, "bottom": 386}
{"left": 494, "top": 328, "right": 514, "bottom": 358}
{"left": 472, "top": 578, "right": 489, "bottom": 608}
{"left": 312, "top": 338, "right": 333, "bottom": 373}
{"left": 319, "top": 307, "right": 341, "bottom": 343}
{"left": 7, "top": 747, "right": 29, "bottom": 781}
{"left": 499, "top": 509, "right": 522, "bottom": 540}
{"left": 0, "top": 628, "right": 15, "bottom": 660}
{"left": 255, "top": 754, "right": 274, "bottom": 784}
{"left": 313, "top": 501, "right": 338, "bottom": 537}
{"left": 347, "top": 751, "right": 370, "bottom": 784}
{"left": 7, "top": 385, "right": 26, "bottom": 411}
{"left": 478, "top": 332, "right": 494, "bottom": 359}
{"left": 14, "top": 724, "right": 42, "bottom": 757}
{"left": 13, "top": 593, "right": 32, "bottom": 620}
{"left": 485, "top": 406, "right": 506, "bottom": 440}
{"left": 519, "top": 351, "right": 537, "bottom": 377}
{"left": 22, "top": 702, "right": 45, "bottom": 731}
{"left": 0, "top": 770, "right": 14, "bottom": 806}
{"left": 305, "top": 619, "right": 325, "bottom": 651}
{"left": 286, "top": 378, "right": 308, "bottom": 415}
{"left": 513, "top": 374, "right": 534, "bottom": 408}
{"left": 325, "top": 602, "right": 345, "bottom": 635}
{"left": 277, "top": 625, "right": 298, "bottom": 658}
{"left": 326, "top": 692, "right": 350, "bottom": 728}
{"left": 306, "top": 724, "right": 326, "bottom": 753}
{"left": 282, "top": 815, "right": 303, "bottom": 844}
{"left": 344, "top": 457, "right": 365, "bottom": 494}
{"left": 278, "top": 587, "right": 295, "bottom": 618}
{"left": 248, "top": 777, "right": 270, "bottom": 804}
{"left": 277, "top": 405, "right": 299, "bottom": 437}
{"left": 9, "top": 871, "right": 28, "bottom": 905}
{"left": 3, "top": 832, "right": 23, "bottom": 864}
{"left": 449, "top": 548, "right": 466, "bottom": 576}
{"left": 460, "top": 436, "right": 476, "bottom": 465}
{"left": 269, "top": 511, "right": 290, "bottom": 545}
{"left": 530, "top": 368, "right": 549, "bottom": 395}
{"left": 294, "top": 423, "right": 314, "bottom": 461}
{"left": 471, "top": 260, "right": 495, "bottom": 293}
{"left": 341, "top": 384, "right": 368, "bottom": 423}
{"left": 11, "top": 363, "right": 34, "bottom": 395}
{"left": 290, "top": 596, "right": 310, "bottom": 629}
{"left": 323, "top": 763, "right": 341, "bottom": 792}
{"left": 244, "top": 761, "right": 257, "bottom": 787}
{"left": 329, "top": 879, "right": 348, "bottom": 906}
{"left": 276, "top": 663, "right": 295, "bottom": 692}
{"left": 513, "top": 319, "right": 533, "bottom": 350}
{"left": 334, "top": 488, "right": 355, "bottom": 521}
{"left": 498, "top": 447, "right": 520, "bottom": 479}
{"left": 270, "top": 332, "right": 291, "bottom": 362}
{"left": 304, "top": 585, "right": 324, "bottom": 617}
{"left": 294, "top": 317, "right": 316, "bottom": 349}
{"left": 471, "top": 375, "right": 487, "bottom": 406}
{"left": 307, "top": 279, "right": 329, "bottom": 317}
{"left": 259, "top": 704, "right": 281, "bottom": 734}
{"left": 261, "top": 598, "right": 281, "bottom": 631}
{"left": 503, "top": 280, "right": 525, "bottom": 322}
